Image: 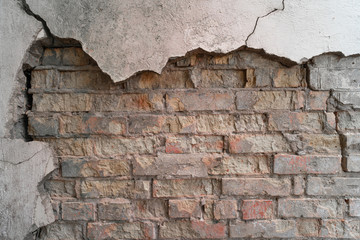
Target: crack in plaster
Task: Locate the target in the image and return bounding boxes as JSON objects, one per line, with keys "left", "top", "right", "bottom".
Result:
{"left": 0, "top": 148, "right": 45, "bottom": 166}
{"left": 245, "top": 0, "right": 285, "bottom": 46}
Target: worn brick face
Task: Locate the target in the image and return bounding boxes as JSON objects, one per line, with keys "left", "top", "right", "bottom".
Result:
{"left": 62, "top": 202, "right": 95, "bottom": 221}
{"left": 242, "top": 200, "right": 274, "bottom": 220}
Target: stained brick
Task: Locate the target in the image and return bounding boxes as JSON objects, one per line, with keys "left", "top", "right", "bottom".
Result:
{"left": 234, "top": 113, "right": 266, "bottom": 132}
{"left": 62, "top": 47, "right": 92, "bottom": 66}
{"left": 153, "top": 179, "right": 214, "bottom": 198}
{"left": 214, "top": 199, "right": 238, "bottom": 219}
{"left": 165, "top": 136, "right": 223, "bottom": 154}
{"left": 134, "top": 199, "right": 167, "bottom": 221}
{"left": 229, "top": 134, "right": 290, "bottom": 153}
{"left": 307, "top": 177, "right": 360, "bottom": 196}
{"left": 62, "top": 202, "right": 95, "bottom": 221}
{"left": 33, "top": 93, "right": 92, "bottom": 112}
{"left": 241, "top": 199, "right": 274, "bottom": 220}
{"left": 196, "top": 114, "right": 235, "bottom": 134}
{"left": 230, "top": 220, "right": 296, "bottom": 238}
{"left": 44, "top": 180, "right": 76, "bottom": 198}
{"left": 193, "top": 69, "right": 246, "bottom": 88}
{"left": 28, "top": 116, "right": 59, "bottom": 137}
{"left": 273, "top": 66, "right": 306, "bottom": 88}
{"left": 307, "top": 91, "right": 329, "bottom": 110}
{"left": 98, "top": 200, "right": 133, "bottom": 220}
{"left": 169, "top": 199, "right": 202, "bottom": 218}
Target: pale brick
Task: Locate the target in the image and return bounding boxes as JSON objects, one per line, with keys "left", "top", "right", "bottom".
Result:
{"left": 333, "top": 91, "right": 360, "bottom": 109}
{"left": 319, "top": 219, "right": 360, "bottom": 239}
{"left": 273, "top": 66, "right": 306, "bottom": 88}
{"left": 87, "top": 222, "right": 154, "bottom": 240}
{"left": 222, "top": 178, "right": 291, "bottom": 196}
{"left": 62, "top": 202, "right": 95, "bottom": 221}
{"left": 274, "top": 154, "right": 341, "bottom": 174}
{"left": 153, "top": 179, "right": 214, "bottom": 197}
{"left": 230, "top": 220, "right": 296, "bottom": 238}
{"left": 98, "top": 200, "right": 133, "bottom": 220}
{"left": 169, "top": 199, "right": 201, "bottom": 218}
{"left": 337, "top": 112, "right": 360, "bottom": 130}
{"left": 241, "top": 199, "right": 274, "bottom": 220}
{"left": 44, "top": 180, "right": 76, "bottom": 198}
{"left": 81, "top": 180, "right": 150, "bottom": 199}
{"left": 299, "top": 134, "right": 341, "bottom": 154}
{"left": 59, "top": 71, "right": 114, "bottom": 90}
{"left": 128, "top": 115, "right": 196, "bottom": 134}
{"left": 294, "top": 175, "right": 306, "bottom": 195}
{"left": 62, "top": 159, "right": 130, "bottom": 177}
{"left": 297, "top": 219, "right": 321, "bottom": 237}
{"left": 133, "top": 154, "right": 208, "bottom": 178}
{"left": 236, "top": 90, "right": 305, "bottom": 110}
{"left": 310, "top": 67, "right": 360, "bottom": 90}
{"left": 159, "top": 220, "right": 226, "bottom": 239}
{"left": 166, "top": 90, "right": 234, "bottom": 111}
{"left": 194, "top": 69, "right": 246, "bottom": 88}
{"left": 342, "top": 133, "right": 360, "bottom": 155}
{"left": 214, "top": 200, "right": 238, "bottom": 219}
{"left": 308, "top": 177, "right": 360, "bottom": 196}
{"left": 229, "top": 134, "right": 290, "bottom": 153}
{"left": 234, "top": 114, "right": 266, "bottom": 132}
{"left": 93, "top": 137, "right": 159, "bottom": 157}
{"left": 165, "top": 136, "right": 223, "bottom": 154}
{"left": 307, "top": 91, "right": 329, "bottom": 110}
{"left": 47, "top": 138, "right": 93, "bottom": 156}
{"left": 33, "top": 93, "right": 92, "bottom": 112}
{"left": 196, "top": 114, "right": 235, "bottom": 134}
{"left": 278, "top": 199, "right": 343, "bottom": 218}
{"left": 28, "top": 116, "right": 58, "bottom": 137}
{"left": 349, "top": 199, "right": 360, "bottom": 217}
{"left": 345, "top": 155, "right": 360, "bottom": 172}
{"left": 204, "top": 155, "right": 270, "bottom": 175}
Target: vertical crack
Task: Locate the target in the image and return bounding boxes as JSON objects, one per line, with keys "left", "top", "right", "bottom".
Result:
{"left": 245, "top": 0, "right": 286, "bottom": 45}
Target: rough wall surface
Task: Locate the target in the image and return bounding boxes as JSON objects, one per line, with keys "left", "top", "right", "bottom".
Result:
{"left": 26, "top": 45, "right": 360, "bottom": 239}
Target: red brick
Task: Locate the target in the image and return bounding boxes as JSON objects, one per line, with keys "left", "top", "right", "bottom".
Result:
{"left": 62, "top": 202, "right": 95, "bottom": 221}
{"left": 241, "top": 200, "right": 274, "bottom": 220}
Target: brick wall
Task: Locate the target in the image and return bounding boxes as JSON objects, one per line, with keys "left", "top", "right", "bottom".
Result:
{"left": 28, "top": 46, "right": 360, "bottom": 239}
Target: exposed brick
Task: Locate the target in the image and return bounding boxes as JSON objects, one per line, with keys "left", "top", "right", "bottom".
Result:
{"left": 230, "top": 220, "right": 296, "bottom": 238}
{"left": 299, "top": 134, "right": 341, "bottom": 154}
{"left": 236, "top": 90, "right": 305, "bottom": 110}
{"left": 307, "top": 177, "right": 360, "bottom": 196}
{"left": 332, "top": 91, "right": 360, "bottom": 109}
{"left": 294, "top": 175, "right": 306, "bottom": 195}
{"left": 98, "top": 200, "right": 133, "bottom": 220}
{"left": 297, "top": 219, "right": 321, "bottom": 237}
{"left": 337, "top": 111, "right": 360, "bottom": 131}
{"left": 196, "top": 114, "right": 235, "bottom": 134}
{"left": 44, "top": 180, "right": 76, "bottom": 198}
{"left": 59, "top": 71, "right": 115, "bottom": 90}
{"left": 222, "top": 178, "right": 291, "bottom": 196}
{"left": 33, "top": 93, "right": 92, "bottom": 112}
{"left": 193, "top": 69, "right": 246, "bottom": 88}
{"left": 214, "top": 199, "right": 238, "bottom": 219}
{"left": 345, "top": 155, "right": 360, "bottom": 172}
{"left": 153, "top": 179, "right": 214, "bottom": 198}
{"left": 59, "top": 115, "right": 126, "bottom": 135}
{"left": 42, "top": 48, "right": 62, "bottom": 65}
{"left": 342, "top": 133, "right": 360, "bottom": 155}
{"left": 274, "top": 154, "right": 341, "bottom": 174}
{"left": 87, "top": 222, "right": 154, "bottom": 240}
{"left": 134, "top": 199, "right": 167, "bottom": 221}
{"left": 62, "top": 202, "right": 95, "bottom": 221}
{"left": 273, "top": 66, "right": 306, "bottom": 88}
{"left": 319, "top": 219, "right": 360, "bottom": 239}
{"left": 81, "top": 180, "right": 150, "bottom": 199}
{"left": 349, "top": 199, "right": 360, "bottom": 217}
{"left": 229, "top": 134, "right": 290, "bottom": 153}
{"left": 133, "top": 154, "right": 208, "bottom": 178}
{"left": 93, "top": 137, "right": 159, "bottom": 157}
{"left": 38, "top": 223, "right": 83, "bottom": 240}
{"left": 165, "top": 136, "right": 223, "bottom": 154}
{"left": 62, "top": 159, "right": 130, "bottom": 177}
{"left": 309, "top": 67, "right": 360, "bottom": 90}
{"left": 241, "top": 199, "right": 274, "bottom": 220}
{"left": 46, "top": 138, "right": 93, "bottom": 156}
{"left": 234, "top": 113, "right": 266, "bottom": 132}
{"left": 128, "top": 70, "right": 193, "bottom": 89}
{"left": 159, "top": 220, "right": 226, "bottom": 239}
{"left": 204, "top": 155, "right": 270, "bottom": 175}
{"left": 28, "top": 116, "right": 58, "bottom": 137}
{"left": 307, "top": 91, "right": 329, "bottom": 110}
{"left": 278, "top": 199, "right": 343, "bottom": 218}
{"left": 128, "top": 115, "right": 196, "bottom": 134}
{"left": 166, "top": 90, "right": 234, "bottom": 111}
{"left": 268, "top": 112, "right": 335, "bottom": 132}
{"left": 62, "top": 47, "right": 92, "bottom": 66}
{"left": 169, "top": 199, "right": 202, "bottom": 219}
{"left": 31, "top": 69, "right": 60, "bottom": 89}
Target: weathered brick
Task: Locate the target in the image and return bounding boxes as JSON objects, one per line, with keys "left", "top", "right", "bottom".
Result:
{"left": 349, "top": 199, "right": 360, "bottom": 217}
{"left": 47, "top": 138, "right": 93, "bottom": 156}
{"left": 204, "top": 155, "right": 270, "bottom": 175}
{"left": 241, "top": 199, "right": 274, "bottom": 220}
{"left": 230, "top": 220, "right": 296, "bottom": 238}
{"left": 98, "top": 200, "right": 133, "bottom": 220}
{"left": 297, "top": 219, "right": 321, "bottom": 237}
{"left": 274, "top": 154, "right": 341, "bottom": 174}
{"left": 59, "top": 115, "right": 126, "bottom": 135}
{"left": 133, "top": 154, "right": 208, "bottom": 178}
{"left": 166, "top": 90, "right": 234, "bottom": 111}
{"left": 307, "top": 91, "right": 329, "bottom": 110}
{"left": 94, "top": 93, "right": 164, "bottom": 112}
{"left": 59, "top": 71, "right": 115, "bottom": 90}
{"left": 310, "top": 67, "right": 360, "bottom": 90}
{"left": 62, "top": 159, "right": 130, "bottom": 177}
{"left": 332, "top": 91, "right": 360, "bottom": 109}
{"left": 128, "top": 115, "right": 196, "bottom": 134}
{"left": 87, "top": 222, "right": 154, "bottom": 240}
{"left": 28, "top": 116, "right": 58, "bottom": 137}
{"left": 192, "top": 69, "right": 246, "bottom": 88}
{"left": 293, "top": 175, "right": 306, "bottom": 195}
{"left": 62, "top": 47, "right": 92, "bottom": 66}
{"left": 153, "top": 179, "right": 214, "bottom": 198}
{"left": 44, "top": 180, "right": 76, "bottom": 198}
{"left": 229, "top": 134, "right": 290, "bottom": 153}
{"left": 42, "top": 48, "right": 62, "bottom": 65}
{"left": 169, "top": 199, "right": 201, "bottom": 218}
{"left": 93, "top": 137, "right": 159, "bottom": 157}
{"left": 342, "top": 133, "right": 360, "bottom": 155}
{"left": 268, "top": 112, "right": 335, "bottom": 132}
{"left": 273, "top": 66, "right": 306, "bottom": 88}
{"left": 308, "top": 177, "right": 360, "bottom": 196}
{"left": 62, "top": 202, "right": 95, "bottom": 221}
{"left": 278, "top": 199, "right": 343, "bottom": 218}
{"left": 31, "top": 69, "right": 60, "bottom": 89}
{"left": 234, "top": 114, "right": 266, "bottom": 132}
{"left": 298, "top": 134, "right": 341, "bottom": 154}
{"left": 214, "top": 199, "right": 238, "bottom": 219}
{"left": 128, "top": 70, "right": 193, "bottom": 89}
{"left": 196, "top": 114, "right": 235, "bottom": 134}
{"left": 33, "top": 93, "right": 92, "bottom": 112}
{"left": 236, "top": 90, "right": 305, "bottom": 110}
{"left": 134, "top": 199, "right": 167, "bottom": 221}
{"left": 320, "top": 219, "right": 360, "bottom": 239}
{"left": 222, "top": 178, "right": 291, "bottom": 196}
{"left": 159, "top": 220, "right": 226, "bottom": 239}
{"left": 38, "top": 223, "right": 83, "bottom": 240}
{"left": 345, "top": 155, "right": 360, "bottom": 172}
{"left": 81, "top": 180, "right": 150, "bottom": 199}
{"left": 244, "top": 68, "right": 273, "bottom": 88}
{"left": 337, "top": 112, "right": 360, "bottom": 131}
{"left": 165, "top": 136, "right": 223, "bottom": 154}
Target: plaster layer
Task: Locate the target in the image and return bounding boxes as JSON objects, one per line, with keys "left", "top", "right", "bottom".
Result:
{"left": 26, "top": 0, "right": 360, "bottom": 82}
